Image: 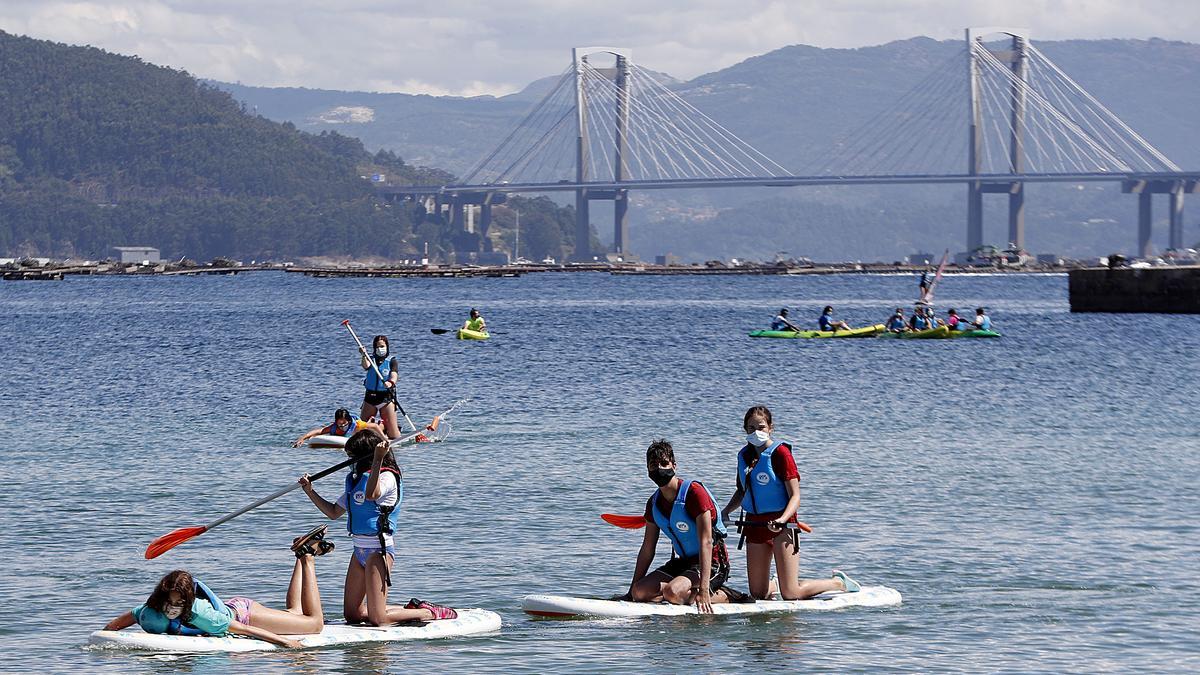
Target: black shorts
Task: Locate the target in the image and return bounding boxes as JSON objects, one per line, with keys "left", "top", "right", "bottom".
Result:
{"left": 363, "top": 390, "right": 393, "bottom": 407}
{"left": 651, "top": 541, "right": 730, "bottom": 593}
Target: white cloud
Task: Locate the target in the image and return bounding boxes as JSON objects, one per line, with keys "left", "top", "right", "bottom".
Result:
{"left": 1, "top": 0, "right": 1198, "bottom": 95}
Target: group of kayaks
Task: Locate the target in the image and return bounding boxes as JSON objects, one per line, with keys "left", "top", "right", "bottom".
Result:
{"left": 750, "top": 325, "right": 1001, "bottom": 339}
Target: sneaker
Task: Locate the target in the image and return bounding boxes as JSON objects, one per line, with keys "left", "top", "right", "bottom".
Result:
{"left": 291, "top": 525, "right": 328, "bottom": 553}
{"left": 719, "top": 585, "right": 756, "bottom": 604}
{"left": 832, "top": 570, "right": 861, "bottom": 593}
{"left": 404, "top": 598, "right": 458, "bottom": 620}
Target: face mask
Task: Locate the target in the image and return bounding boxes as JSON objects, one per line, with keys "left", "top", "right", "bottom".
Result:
{"left": 648, "top": 467, "right": 675, "bottom": 487}
{"left": 164, "top": 605, "right": 184, "bottom": 620}
{"left": 746, "top": 430, "right": 770, "bottom": 447}
{"left": 374, "top": 346, "right": 388, "bottom": 357}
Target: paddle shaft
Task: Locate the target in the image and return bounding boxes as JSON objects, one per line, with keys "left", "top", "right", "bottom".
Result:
{"left": 343, "top": 320, "right": 417, "bottom": 431}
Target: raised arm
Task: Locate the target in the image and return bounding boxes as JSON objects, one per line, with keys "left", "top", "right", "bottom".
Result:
{"left": 299, "top": 475, "right": 345, "bottom": 520}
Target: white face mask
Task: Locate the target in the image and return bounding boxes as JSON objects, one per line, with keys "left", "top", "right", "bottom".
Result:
{"left": 164, "top": 605, "right": 184, "bottom": 620}
{"left": 746, "top": 429, "right": 771, "bottom": 447}
{"left": 374, "top": 346, "right": 387, "bottom": 357}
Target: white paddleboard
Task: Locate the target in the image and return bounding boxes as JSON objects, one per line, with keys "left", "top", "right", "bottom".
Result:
{"left": 522, "top": 586, "right": 901, "bottom": 618}
{"left": 88, "top": 608, "right": 500, "bottom": 653}
{"left": 307, "top": 434, "right": 348, "bottom": 448}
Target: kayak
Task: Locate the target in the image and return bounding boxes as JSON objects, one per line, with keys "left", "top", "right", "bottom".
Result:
{"left": 878, "top": 326, "right": 952, "bottom": 339}
{"left": 522, "top": 586, "right": 901, "bottom": 618}
{"left": 948, "top": 329, "right": 1001, "bottom": 338}
{"left": 88, "top": 608, "right": 501, "bottom": 653}
{"left": 307, "top": 434, "right": 348, "bottom": 448}
{"left": 749, "top": 324, "right": 885, "bottom": 339}
{"left": 456, "top": 328, "right": 489, "bottom": 340}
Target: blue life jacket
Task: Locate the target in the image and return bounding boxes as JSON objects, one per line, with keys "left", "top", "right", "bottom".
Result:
{"left": 649, "top": 479, "right": 727, "bottom": 559}
{"left": 363, "top": 356, "right": 395, "bottom": 392}
{"left": 818, "top": 314, "right": 833, "bottom": 331}
{"left": 886, "top": 315, "right": 905, "bottom": 331}
{"left": 737, "top": 442, "right": 791, "bottom": 514}
{"left": 331, "top": 415, "right": 361, "bottom": 437}
{"left": 770, "top": 317, "right": 789, "bottom": 331}
{"left": 977, "top": 315, "right": 991, "bottom": 330}
{"left": 345, "top": 467, "right": 403, "bottom": 536}
{"left": 913, "top": 315, "right": 931, "bottom": 330}
{"left": 164, "top": 579, "right": 227, "bottom": 636}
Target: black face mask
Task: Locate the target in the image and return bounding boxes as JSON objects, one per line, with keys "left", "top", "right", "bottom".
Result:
{"left": 648, "top": 467, "right": 675, "bottom": 487}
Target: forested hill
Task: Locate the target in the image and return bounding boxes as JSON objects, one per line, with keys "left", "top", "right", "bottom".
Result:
{"left": 0, "top": 30, "right": 454, "bottom": 260}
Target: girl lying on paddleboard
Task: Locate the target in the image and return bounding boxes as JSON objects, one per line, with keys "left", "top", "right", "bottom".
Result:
{"left": 102, "top": 529, "right": 334, "bottom": 648}
{"left": 300, "top": 428, "right": 457, "bottom": 625}
{"left": 721, "top": 405, "right": 861, "bottom": 600}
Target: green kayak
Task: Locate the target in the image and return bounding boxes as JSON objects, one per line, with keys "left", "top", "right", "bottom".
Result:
{"left": 878, "top": 326, "right": 952, "bottom": 339}
{"left": 948, "top": 329, "right": 1001, "bottom": 338}
{"left": 749, "top": 324, "right": 885, "bottom": 339}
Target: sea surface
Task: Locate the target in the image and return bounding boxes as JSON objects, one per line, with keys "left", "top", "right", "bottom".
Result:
{"left": 0, "top": 271, "right": 1197, "bottom": 673}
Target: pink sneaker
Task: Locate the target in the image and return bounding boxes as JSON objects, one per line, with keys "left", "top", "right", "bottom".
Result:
{"left": 404, "top": 598, "right": 458, "bottom": 620}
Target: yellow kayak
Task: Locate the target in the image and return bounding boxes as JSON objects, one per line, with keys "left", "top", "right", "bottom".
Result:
{"left": 749, "top": 324, "right": 885, "bottom": 339}
{"left": 456, "top": 328, "right": 490, "bottom": 340}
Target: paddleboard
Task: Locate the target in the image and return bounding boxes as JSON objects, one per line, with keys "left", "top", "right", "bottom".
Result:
{"left": 307, "top": 434, "right": 348, "bottom": 448}
{"left": 522, "top": 586, "right": 901, "bottom": 618}
{"left": 88, "top": 608, "right": 501, "bottom": 653}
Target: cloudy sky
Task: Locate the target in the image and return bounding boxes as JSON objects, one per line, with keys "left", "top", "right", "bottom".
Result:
{"left": 2, "top": 0, "right": 1197, "bottom": 96}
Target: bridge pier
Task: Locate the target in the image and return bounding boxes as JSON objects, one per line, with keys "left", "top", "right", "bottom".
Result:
{"left": 1169, "top": 185, "right": 1184, "bottom": 250}
{"left": 574, "top": 189, "right": 591, "bottom": 260}
{"left": 1124, "top": 179, "right": 1197, "bottom": 257}
{"left": 1138, "top": 190, "right": 1153, "bottom": 258}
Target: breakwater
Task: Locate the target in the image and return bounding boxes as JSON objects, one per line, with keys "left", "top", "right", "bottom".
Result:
{"left": 1068, "top": 266, "right": 1200, "bottom": 313}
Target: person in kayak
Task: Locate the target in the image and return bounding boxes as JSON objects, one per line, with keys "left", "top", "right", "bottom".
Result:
{"left": 461, "top": 308, "right": 487, "bottom": 334}
{"left": 770, "top": 308, "right": 801, "bottom": 332}
{"left": 360, "top": 334, "right": 401, "bottom": 440}
{"left": 625, "top": 440, "right": 747, "bottom": 613}
{"left": 102, "top": 529, "right": 334, "bottom": 648}
{"left": 721, "top": 406, "right": 860, "bottom": 600}
{"left": 292, "top": 408, "right": 384, "bottom": 447}
{"left": 885, "top": 308, "right": 907, "bottom": 333}
{"left": 908, "top": 306, "right": 932, "bottom": 331}
{"left": 300, "top": 428, "right": 457, "bottom": 625}
{"left": 968, "top": 307, "right": 992, "bottom": 331}
{"left": 945, "top": 308, "right": 963, "bottom": 331}
{"left": 818, "top": 306, "right": 851, "bottom": 332}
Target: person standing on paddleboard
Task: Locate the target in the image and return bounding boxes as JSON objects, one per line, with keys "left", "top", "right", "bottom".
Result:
{"left": 625, "top": 440, "right": 749, "bottom": 613}
{"left": 299, "top": 428, "right": 457, "bottom": 625}
{"left": 360, "top": 335, "right": 401, "bottom": 440}
{"left": 721, "top": 406, "right": 861, "bottom": 600}
{"left": 101, "top": 530, "right": 334, "bottom": 648}
{"left": 292, "top": 408, "right": 384, "bottom": 448}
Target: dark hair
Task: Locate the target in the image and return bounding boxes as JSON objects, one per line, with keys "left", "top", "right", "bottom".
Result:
{"left": 646, "top": 439, "right": 675, "bottom": 467}
{"left": 779, "top": 308, "right": 788, "bottom": 315}
{"left": 470, "top": 308, "right": 480, "bottom": 317}
{"left": 345, "top": 428, "right": 401, "bottom": 476}
{"left": 335, "top": 408, "right": 352, "bottom": 422}
{"left": 975, "top": 307, "right": 985, "bottom": 313}
{"left": 822, "top": 305, "right": 833, "bottom": 313}
{"left": 947, "top": 308, "right": 957, "bottom": 314}
{"left": 146, "top": 570, "right": 195, "bottom": 623}
{"left": 743, "top": 405, "right": 773, "bottom": 432}
{"left": 894, "top": 307, "right": 903, "bottom": 313}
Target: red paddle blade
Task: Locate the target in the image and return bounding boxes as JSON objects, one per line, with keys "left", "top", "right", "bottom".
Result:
{"left": 340, "top": 319, "right": 350, "bottom": 326}
{"left": 796, "top": 521, "right": 814, "bottom": 533}
{"left": 145, "top": 526, "right": 207, "bottom": 559}
{"left": 601, "top": 513, "right": 647, "bottom": 529}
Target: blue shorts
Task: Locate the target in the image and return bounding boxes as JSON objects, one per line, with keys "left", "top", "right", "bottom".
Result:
{"left": 352, "top": 545, "right": 395, "bottom": 567}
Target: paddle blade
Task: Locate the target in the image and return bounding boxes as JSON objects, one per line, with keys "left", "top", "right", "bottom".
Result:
{"left": 601, "top": 513, "right": 647, "bottom": 529}
{"left": 430, "top": 328, "right": 450, "bottom": 335}
{"left": 796, "top": 521, "right": 814, "bottom": 533}
{"left": 145, "top": 526, "right": 206, "bottom": 559}
{"left": 340, "top": 319, "right": 350, "bottom": 326}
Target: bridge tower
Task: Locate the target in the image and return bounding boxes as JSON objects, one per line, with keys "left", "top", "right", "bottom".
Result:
{"left": 571, "top": 46, "right": 633, "bottom": 262}
{"left": 967, "top": 27, "right": 1030, "bottom": 253}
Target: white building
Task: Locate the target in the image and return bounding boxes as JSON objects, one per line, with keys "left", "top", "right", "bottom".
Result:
{"left": 112, "top": 246, "right": 161, "bottom": 264}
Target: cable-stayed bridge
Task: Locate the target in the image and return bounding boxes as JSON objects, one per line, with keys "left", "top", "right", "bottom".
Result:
{"left": 380, "top": 29, "right": 1200, "bottom": 260}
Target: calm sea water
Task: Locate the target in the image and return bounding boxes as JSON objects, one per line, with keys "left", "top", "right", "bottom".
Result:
{"left": 0, "top": 271, "right": 1197, "bottom": 673}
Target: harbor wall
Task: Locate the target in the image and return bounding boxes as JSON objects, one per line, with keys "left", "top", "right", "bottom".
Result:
{"left": 1068, "top": 266, "right": 1200, "bottom": 313}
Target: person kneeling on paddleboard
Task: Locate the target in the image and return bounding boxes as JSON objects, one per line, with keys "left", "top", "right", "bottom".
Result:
{"left": 721, "top": 406, "right": 860, "bottom": 600}
{"left": 292, "top": 408, "right": 384, "bottom": 448}
{"left": 299, "top": 428, "right": 457, "bottom": 625}
{"left": 360, "top": 335, "right": 402, "bottom": 440}
{"left": 625, "top": 440, "right": 750, "bottom": 613}
{"left": 102, "top": 528, "right": 334, "bottom": 648}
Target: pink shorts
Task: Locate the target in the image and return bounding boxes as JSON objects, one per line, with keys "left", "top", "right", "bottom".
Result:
{"left": 224, "top": 596, "right": 254, "bottom": 624}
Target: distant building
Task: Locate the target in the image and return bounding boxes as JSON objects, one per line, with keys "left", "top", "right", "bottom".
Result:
{"left": 907, "top": 252, "right": 935, "bottom": 265}
{"left": 112, "top": 246, "right": 160, "bottom": 264}
{"left": 655, "top": 254, "right": 681, "bottom": 266}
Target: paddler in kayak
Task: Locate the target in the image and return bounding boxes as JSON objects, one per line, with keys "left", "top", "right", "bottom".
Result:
{"left": 945, "top": 308, "right": 963, "bottom": 331}
{"left": 461, "top": 308, "right": 487, "bottom": 334}
{"left": 770, "top": 308, "right": 802, "bottom": 332}
{"left": 101, "top": 529, "right": 334, "bottom": 648}
{"left": 885, "top": 308, "right": 907, "bottom": 333}
{"left": 721, "top": 406, "right": 860, "bottom": 600}
{"left": 967, "top": 307, "right": 992, "bottom": 331}
{"left": 299, "top": 428, "right": 457, "bottom": 625}
{"left": 292, "top": 408, "right": 384, "bottom": 447}
{"left": 360, "top": 334, "right": 402, "bottom": 440}
{"left": 908, "top": 306, "right": 934, "bottom": 331}
{"left": 818, "top": 306, "right": 852, "bottom": 332}
{"left": 625, "top": 440, "right": 748, "bottom": 613}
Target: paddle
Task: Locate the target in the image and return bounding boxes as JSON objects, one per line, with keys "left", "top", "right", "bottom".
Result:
{"left": 600, "top": 513, "right": 813, "bottom": 533}
{"left": 430, "top": 328, "right": 451, "bottom": 335}
{"left": 145, "top": 416, "right": 443, "bottom": 559}
{"left": 343, "top": 319, "right": 418, "bottom": 432}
